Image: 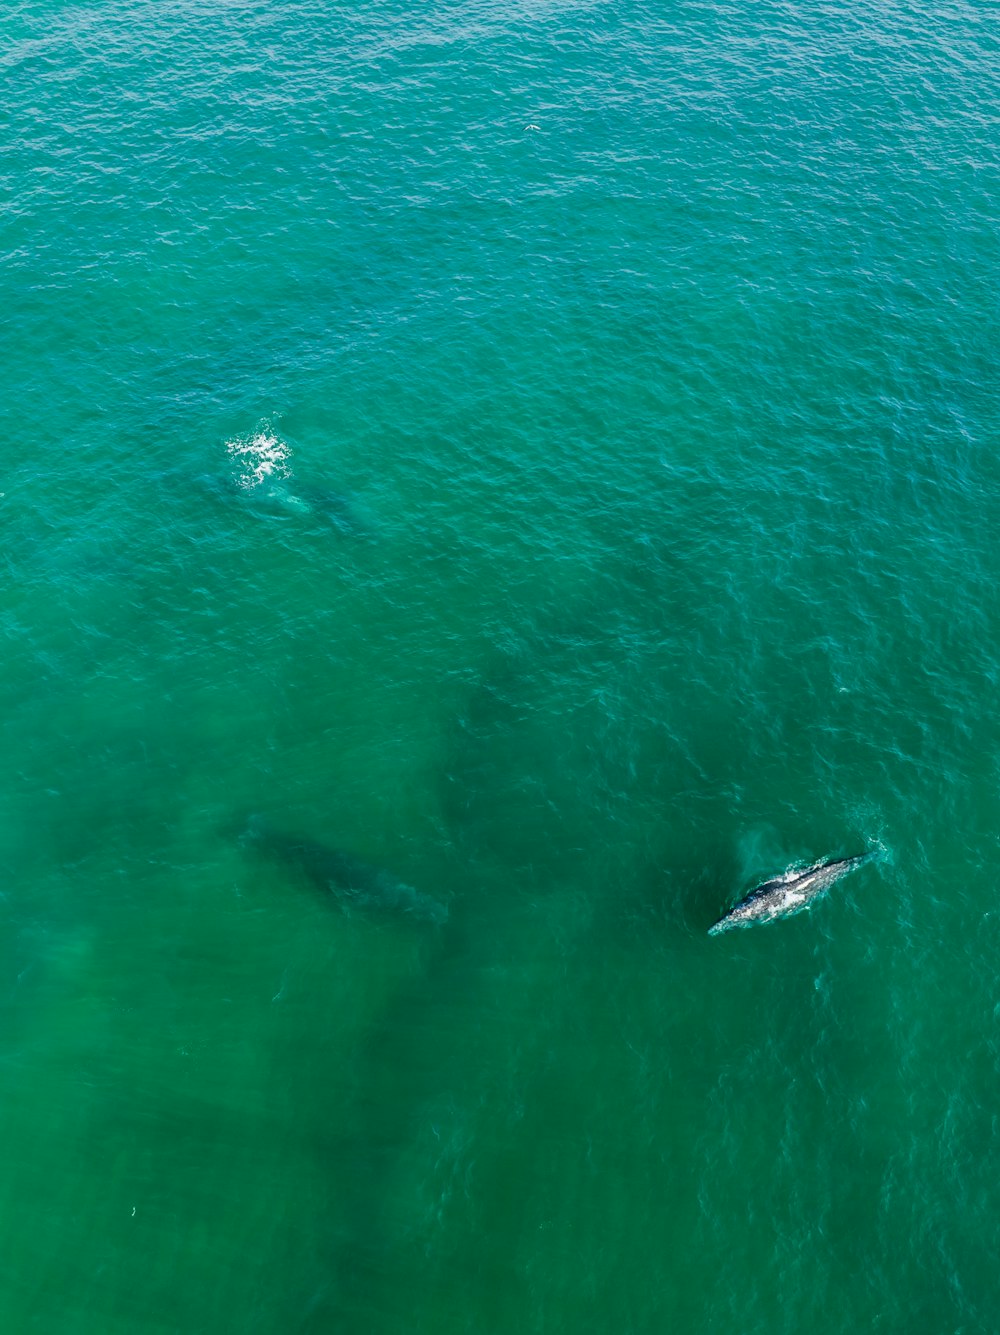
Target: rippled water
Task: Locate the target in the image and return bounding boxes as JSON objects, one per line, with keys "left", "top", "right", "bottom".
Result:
{"left": 2, "top": 1, "right": 998, "bottom": 1330}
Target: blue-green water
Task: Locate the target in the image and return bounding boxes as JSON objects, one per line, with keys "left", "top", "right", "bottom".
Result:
{"left": 3, "top": 1, "right": 999, "bottom": 1329}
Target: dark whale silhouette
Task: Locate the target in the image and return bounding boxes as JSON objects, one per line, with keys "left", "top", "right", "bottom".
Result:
{"left": 709, "top": 851, "right": 874, "bottom": 935}
{"left": 236, "top": 816, "right": 447, "bottom": 925}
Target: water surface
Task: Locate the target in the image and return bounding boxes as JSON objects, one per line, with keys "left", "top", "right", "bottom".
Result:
{"left": 2, "top": 1, "right": 998, "bottom": 1330}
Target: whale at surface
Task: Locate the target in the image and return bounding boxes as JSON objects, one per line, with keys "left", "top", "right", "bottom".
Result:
{"left": 236, "top": 816, "right": 448, "bottom": 926}
{"left": 708, "top": 851, "right": 874, "bottom": 935}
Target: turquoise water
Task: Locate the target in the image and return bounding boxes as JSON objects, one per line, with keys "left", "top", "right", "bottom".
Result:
{"left": 3, "top": 0, "right": 999, "bottom": 1329}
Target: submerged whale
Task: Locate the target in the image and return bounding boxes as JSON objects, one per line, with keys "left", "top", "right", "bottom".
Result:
{"left": 708, "top": 851, "right": 874, "bottom": 936}
{"left": 237, "top": 817, "right": 447, "bottom": 926}
{"left": 195, "top": 470, "right": 373, "bottom": 537}
{"left": 250, "top": 478, "right": 373, "bottom": 536}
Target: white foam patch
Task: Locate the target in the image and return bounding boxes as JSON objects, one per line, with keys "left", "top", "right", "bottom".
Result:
{"left": 225, "top": 428, "right": 292, "bottom": 490}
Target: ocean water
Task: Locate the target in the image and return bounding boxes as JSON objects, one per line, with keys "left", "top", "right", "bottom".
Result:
{"left": 2, "top": 0, "right": 998, "bottom": 1329}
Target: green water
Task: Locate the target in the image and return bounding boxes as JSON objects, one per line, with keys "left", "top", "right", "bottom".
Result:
{"left": 2, "top": 0, "right": 999, "bottom": 1330}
